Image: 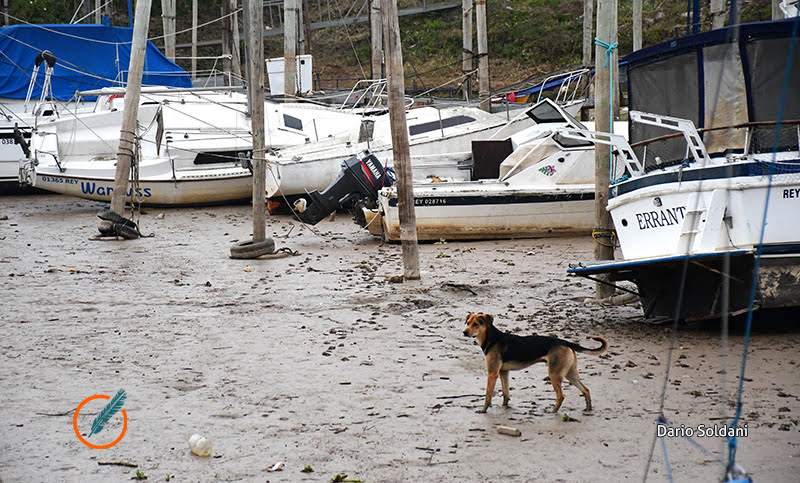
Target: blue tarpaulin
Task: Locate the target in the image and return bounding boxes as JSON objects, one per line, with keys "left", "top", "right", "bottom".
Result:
{"left": 0, "top": 23, "right": 191, "bottom": 101}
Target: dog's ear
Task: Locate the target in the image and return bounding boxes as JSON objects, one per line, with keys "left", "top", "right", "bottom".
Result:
{"left": 479, "top": 314, "right": 494, "bottom": 326}
{"left": 466, "top": 312, "right": 474, "bottom": 323}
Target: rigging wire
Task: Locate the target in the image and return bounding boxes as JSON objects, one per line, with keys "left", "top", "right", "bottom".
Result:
{"left": 727, "top": 13, "right": 800, "bottom": 476}
{"left": 641, "top": 20, "right": 744, "bottom": 483}
{"left": 642, "top": 14, "right": 800, "bottom": 482}
{"left": 330, "top": 0, "right": 367, "bottom": 79}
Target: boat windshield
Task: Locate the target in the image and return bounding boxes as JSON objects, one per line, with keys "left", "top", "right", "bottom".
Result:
{"left": 525, "top": 99, "right": 587, "bottom": 130}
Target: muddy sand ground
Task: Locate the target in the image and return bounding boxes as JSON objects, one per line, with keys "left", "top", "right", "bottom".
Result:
{"left": 1, "top": 194, "right": 799, "bottom": 482}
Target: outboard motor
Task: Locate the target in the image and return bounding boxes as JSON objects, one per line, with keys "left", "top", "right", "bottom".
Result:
{"left": 294, "top": 150, "right": 394, "bottom": 225}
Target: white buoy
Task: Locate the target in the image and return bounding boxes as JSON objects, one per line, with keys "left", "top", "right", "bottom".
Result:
{"left": 188, "top": 434, "right": 212, "bottom": 456}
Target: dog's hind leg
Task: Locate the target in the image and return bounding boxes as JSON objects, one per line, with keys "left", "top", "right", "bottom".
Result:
{"left": 549, "top": 371, "right": 565, "bottom": 412}
{"left": 499, "top": 370, "right": 510, "bottom": 407}
{"left": 566, "top": 364, "right": 592, "bottom": 412}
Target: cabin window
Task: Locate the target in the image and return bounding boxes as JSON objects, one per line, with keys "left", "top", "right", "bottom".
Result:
{"left": 553, "top": 132, "right": 593, "bottom": 149}
{"left": 283, "top": 114, "right": 303, "bottom": 131}
{"left": 408, "top": 115, "right": 476, "bottom": 136}
{"left": 194, "top": 151, "right": 239, "bottom": 165}
{"left": 526, "top": 102, "right": 566, "bottom": 124}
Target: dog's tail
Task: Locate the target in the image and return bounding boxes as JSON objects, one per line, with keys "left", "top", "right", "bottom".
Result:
{"left": 568, "top": 336, "right": 608, "bottom": 354}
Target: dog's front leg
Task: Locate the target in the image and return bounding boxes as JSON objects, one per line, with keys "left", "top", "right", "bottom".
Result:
{"left": 480, "top": 371, "right": 499, "bottom": 413}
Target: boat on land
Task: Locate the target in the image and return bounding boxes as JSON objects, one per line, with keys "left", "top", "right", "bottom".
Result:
{"left": 20, "top": 88, "right": 369, "bottom": 205}
{"left": 264, "top": 103, "right": 537, "bottom": 201}
{"left": 0, "top": 23, "right": 192, "bottom": 189}
{"left": 361, "top": 98, "right": 627, "bottom": 241}
{"left": 568, "top": 18, "right": 800, "bottom": 321}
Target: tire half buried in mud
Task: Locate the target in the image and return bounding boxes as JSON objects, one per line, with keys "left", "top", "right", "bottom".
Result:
{"left": 229, "top": 238, "right": 276, "bottom": 259}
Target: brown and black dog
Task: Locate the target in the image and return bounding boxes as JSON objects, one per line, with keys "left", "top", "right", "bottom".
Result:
{"left": 463, "top": 312, "right": 608, "bottom": 413}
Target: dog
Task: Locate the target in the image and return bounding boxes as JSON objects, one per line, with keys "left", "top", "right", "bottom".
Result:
{"left": 463, "top": 312, "right": 608, "bottom": 413}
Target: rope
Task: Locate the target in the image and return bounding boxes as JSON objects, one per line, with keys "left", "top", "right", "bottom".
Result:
{"left": 642, "top": 257, "right": 689, "bottom": 482}
{"left": 659, "top": 434, "right": 673, "bottom": 483}
{"left": 657, "top": 416, "right": 727, "bottom": 466}
{"left": 594, "top": 37, "right": 618, "bottom": 181}
{"left": 591, "top": 227, "right": 617, "bottom": 247}
{"left": 330, "top": 0, "right": 367, "bottom": 80}
{"left": 727, "top": 12, "right": 800, "bottom": 475}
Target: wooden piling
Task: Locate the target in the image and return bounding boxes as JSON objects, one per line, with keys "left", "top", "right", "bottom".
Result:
{"left": 593, "top": 0, "right": 617, "bottom": 298}
{"left": 109, "top": 0, "right": 152, "bottom": 216}
{"left": 462, "top": 0, "right": 473, "bottom": 101}
{"left": 284, "top": 0, "right": 298, "bottom": 97}
{"left": 245, "top": 0, "right": 267, "bottom": 242}
{"left": 475, "top": 0, "right": 489, "bottom": 112}
{"left": 582, "top": 0, "right": 593, "bottom": 65}
{"left": 371, "top": 0, "right": 383, "bottom": 80}
{"left": 383, "top": 0, "right": 420, "bottom": 280}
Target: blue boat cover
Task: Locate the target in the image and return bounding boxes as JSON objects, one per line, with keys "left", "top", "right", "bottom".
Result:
{"left": 0, "top": 24, "right": 191, "bottom": 100}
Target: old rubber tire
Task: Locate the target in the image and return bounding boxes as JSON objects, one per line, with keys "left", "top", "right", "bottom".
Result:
{"left": 229, "top": 238, "right": 275, "bottom": 259}
{"left": 97, "top": 209, "right": 137, "bottom": 229}
{"left": 116, "top": 223, "right": 139, "bottom": 239}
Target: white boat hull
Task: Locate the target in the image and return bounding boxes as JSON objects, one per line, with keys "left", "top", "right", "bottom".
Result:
{"left": 375, "top": 183, "right": 595, "bottom": 241}
{"left": 265, "top": 106, "right": 534, "bottom": 197}
{"left": 28, "top": 171, "right": 251, "bottom": 205}
{"left": 609, "top": 161, "right": 800, "bottom": 260}
{"left": 21, "top": 89, "right": 368, "bottom": 204}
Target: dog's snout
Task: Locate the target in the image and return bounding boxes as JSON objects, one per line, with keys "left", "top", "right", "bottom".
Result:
{"left": 463, "top": 330, "right": 470, "bottom": 337}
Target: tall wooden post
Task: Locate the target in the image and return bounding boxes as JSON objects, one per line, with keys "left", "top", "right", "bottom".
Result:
{"left": 222, "top": 1, "right": 233, "bottom": 84}
{"left": 95, "top": 0, "right": 101, "bottom": 23}
{"left": 110, "top": 0, "right": 152, "bottom": 216}
{"left": 475, "top": 0, "right": 489, "bottom": 112}
{"left": 191, "top": 0, "right": 198, "bottom": 79}
{"left": 711, "top": 0, "right": 726, "bottom": 29}
{"left": 232, "top": 0, "right": 243, "bottom": 79}
{"left": 245, "top": 0, "right": 267, "bottom": 243}
{"left": 371, "top": 0, "right": 383, "bottom": 79}
{"left": 593, "top": 0, "right": 617, "bottom": 299}
{"left": 772, "top": 0, "right": 784, "bottom": 20}
{"left": 303, "top": 0, "right": 313, "bottom": 55}
{"left": 3, "top": 0, "right": 8, "bottom": 26}
{"left": 462, "top": 0, "right": 473, "bottom": 101}
{"left": 383, "top": 0, "right": 420, "bottom": 280}
{"left": 582, "top": 0, "right": 593, "bottom": 65}
{"left": 161, "top": 0, "right": 176, "bottom": 61}
{"left": 284, "top": 0, "right": 298, "bottom": 97}
{"left": 633, "top": 0, "right": 641, "bottom": 51}
{"left": 297, "top": 0, "right": 305, "bottom": 55}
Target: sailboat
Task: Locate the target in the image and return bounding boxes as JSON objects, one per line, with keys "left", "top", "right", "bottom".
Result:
{"left": 0, "top": 23, "right": 192, "bottom": 189}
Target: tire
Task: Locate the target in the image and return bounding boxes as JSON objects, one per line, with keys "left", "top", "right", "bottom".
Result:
{"left": 97, "top": 220, "right": 116, "bottom": 236}
{"left": 229, "top": 238, "right": 275, "bottom": 259}
{"left": 116, "top": 223, "right": 139, "bottom": 239}
{"left": 97, "top": 209, "right": 137, "bottom": 229}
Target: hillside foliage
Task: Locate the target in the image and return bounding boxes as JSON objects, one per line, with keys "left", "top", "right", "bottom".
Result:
{"left": 6, "top": 0, "right": 774, "bottom": 94}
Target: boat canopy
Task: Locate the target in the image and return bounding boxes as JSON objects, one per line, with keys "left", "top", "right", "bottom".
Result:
{"left": 624, "top": 18, "right": 800, "bottom": 159}
{"left": 0, "top": 24, "right": 191, "bottom": 101}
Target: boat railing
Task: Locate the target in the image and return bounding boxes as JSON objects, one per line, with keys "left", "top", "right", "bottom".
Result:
{"left": 535, "top": 68, "right": 591, "bottom": 106}
{"left": 628, "top": 118, "right": 800, "bottom": 178}
{"left": 339, "top": 79, "right": 386, "bottom": 111}
{"left": 558, "top": 128, "right": 644, "bottom": 182}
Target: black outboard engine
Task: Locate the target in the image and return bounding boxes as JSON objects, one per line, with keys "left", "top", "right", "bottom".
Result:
{"left": 294, "top": 150, "right": 394, "bottom": 225}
